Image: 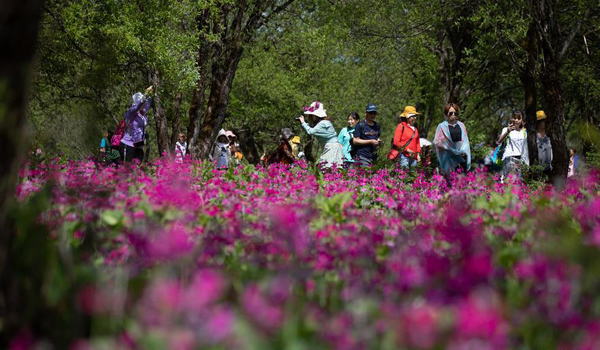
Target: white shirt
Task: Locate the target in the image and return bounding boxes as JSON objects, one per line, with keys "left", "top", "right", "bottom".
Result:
{"left": 500, "top": 127, "right": 529, "bottom": 165}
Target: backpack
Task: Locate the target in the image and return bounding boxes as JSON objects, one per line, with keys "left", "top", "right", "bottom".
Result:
{"left": 490, "top": 128, "right": 526, "bottom": 165}
{"left": 111, "top": 119, "right": 128, "bottom": 147}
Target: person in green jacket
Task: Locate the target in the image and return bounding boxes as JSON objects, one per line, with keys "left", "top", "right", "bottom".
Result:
{"left": 338, "top": 112, "right": 360, "bottom": 164}
{"left": 298, "top": 101, "right": 344, "bottom": 168}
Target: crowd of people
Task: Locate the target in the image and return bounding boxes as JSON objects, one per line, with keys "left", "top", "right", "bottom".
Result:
{"left": 101, "top": 88, "right": 587, "bottom": 180}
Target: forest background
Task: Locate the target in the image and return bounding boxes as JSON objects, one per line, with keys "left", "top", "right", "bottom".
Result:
{"left": 27, "top": 0, "right": 600, "bottom": 177}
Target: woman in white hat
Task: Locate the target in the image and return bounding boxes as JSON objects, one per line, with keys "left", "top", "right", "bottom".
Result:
{"left": 297, "top": 101, "right": 343, "bottom": 168}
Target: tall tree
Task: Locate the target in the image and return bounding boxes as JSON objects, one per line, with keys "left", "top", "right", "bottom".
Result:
{"left": 187, "top": 0, "right": 297, "bottom": 159}
{"left": 529, "top": 0, "right": 596, "bottom": 179}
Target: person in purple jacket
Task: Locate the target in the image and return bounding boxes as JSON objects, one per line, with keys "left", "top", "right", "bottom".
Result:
{"left": 120, "top": 86, "right": 153, "bottom": 163}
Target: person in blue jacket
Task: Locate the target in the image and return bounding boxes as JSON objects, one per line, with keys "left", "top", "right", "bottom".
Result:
{"left": 338, "top": 112, "right": 360, "bottom": 164}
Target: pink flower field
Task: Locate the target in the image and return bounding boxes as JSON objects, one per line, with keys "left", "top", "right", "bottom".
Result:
{"left": 11, "top": 159, "right": 600, "bottom": 349}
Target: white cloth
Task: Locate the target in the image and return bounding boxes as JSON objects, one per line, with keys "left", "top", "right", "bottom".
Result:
{"left": 500, "top": 127, "right": 529, "bottom": 166}
{"left": 419, "top": 138, "right": 432, "bottom": 147}
{"left": 175, "top": 141, "right": 187, "bottom": 163}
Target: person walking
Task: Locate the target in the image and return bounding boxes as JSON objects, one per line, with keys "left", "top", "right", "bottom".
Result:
{"left": 536, "top": 110, "right": 552, "bottom": 176}
{"left": 120, "top": 86, "right": 153, "bottom": 163}
{"left": 433, "top": 103, "right": 471, "bottom": 175}
{"left": 352, "top": 103, "right": 381, "bottom": 166}
{"left": 174, "top": 132, "right": 187, "bottom": 163}
{"left": 226, "top": 130, "right": 243, "bottom": 165}
{"left": 338, "top": 112, "right": 360, "bottom": 164}
{"left": 210, "top": 129, "right": 232, "bottom": 169}
{"left": 497, "top": 110, "right": 529, "bottom": 180}
{"left": 298, "top": 101, "right": 343, "bottom": 168}
{"left": 392, "top": 106, "right": 422, "bottom": 169}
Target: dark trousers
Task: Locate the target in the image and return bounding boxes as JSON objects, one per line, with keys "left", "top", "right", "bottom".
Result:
{"left": 354, "top": 155, "right": 373, "bottom": 167}
{"left": 119, "top": 143, "right": 144, "bottom": 163}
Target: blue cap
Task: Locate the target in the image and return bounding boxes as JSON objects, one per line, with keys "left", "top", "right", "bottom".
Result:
{"left": 366, "top": 103, "right": 378, "bottom": 113}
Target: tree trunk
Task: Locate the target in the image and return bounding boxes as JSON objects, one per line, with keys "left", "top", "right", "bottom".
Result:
{"left": 529, "top": 0, "right": 580, "bottom": 179}
{"left": 194, "top": 44, "right": 245, "bottom": 159}
{"left": 237, "top": 127, "right": 260, "bottom": 164}
{"left": 187, "top": 1, "right": 297, "bottom": 160}
{"left": 541, "top": 66, "right": 569, "bottom": 179}
{"left": 186, "top": 9, "right": 212, "bottom": 158}
{"left": 521, "top": 23, "right": 539, "bottom": 166}
{"left": 0, "top": 0, "right": 45, "bottom": 344}
{"left": 418, "top": 99, "right": 434, "bottom": 139}
{"left": 170, "top": 92, "right": 183, "bottom": 148}
{"left": 149, "top": 71, "right": 170, "bottom": 157}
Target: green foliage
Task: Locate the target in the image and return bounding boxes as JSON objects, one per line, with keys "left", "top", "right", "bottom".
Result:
{"left": 30, "top": 0, "right": 205, "bottom": 157}
{"left": 28, "top": 0, "right": 600, "bottom": 168}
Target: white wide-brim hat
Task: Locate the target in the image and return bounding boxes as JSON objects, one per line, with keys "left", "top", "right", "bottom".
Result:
{"left": 303, "top": 101, "right": 327, "bottom": 118}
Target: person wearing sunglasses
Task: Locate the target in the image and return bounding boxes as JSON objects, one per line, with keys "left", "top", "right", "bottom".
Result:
{"left": 297, "top": 101, "right": 343, "bottom": 168}
{"left": 433, "top": 103, "right": 471, "bottom": 176}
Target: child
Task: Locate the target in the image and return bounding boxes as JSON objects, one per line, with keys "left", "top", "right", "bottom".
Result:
{"left": 210, "top": 129, "right": 231, "bottom": 169}
{"left": 175, "top": 133, "right": 187, "bottom": 163}
{"left": 100, "top": 130, "right": 121, "bottom": 165}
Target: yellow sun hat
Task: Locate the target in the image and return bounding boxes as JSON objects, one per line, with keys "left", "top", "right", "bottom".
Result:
{"left": 536, "top": 110, "right": 547, "bottom": 121}
{"left": 400, "top": 105, "right": 422, "bottom": 118}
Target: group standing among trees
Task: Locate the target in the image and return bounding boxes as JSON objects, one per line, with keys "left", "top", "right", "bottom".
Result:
{"left": 102, "top": 89, "right": 566, "bottom": 182}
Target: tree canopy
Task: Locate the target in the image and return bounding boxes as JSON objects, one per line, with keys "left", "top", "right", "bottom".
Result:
{"left": 27, "top": 0, "right": 600, "bottom": 172}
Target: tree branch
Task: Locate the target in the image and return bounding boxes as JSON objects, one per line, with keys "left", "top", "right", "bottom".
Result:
{"left": 557, "top": 7, "right": 591, "bottom": 62}
{"left": 256, "top": 0, "right": 296, "bottom": 29}
{"left": 43, "top": 5, "right": 96, "bottom": 60}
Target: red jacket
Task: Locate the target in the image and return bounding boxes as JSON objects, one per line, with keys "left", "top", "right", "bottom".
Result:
{"left": 393, "top": 122, "right": 420, "bottom": 156}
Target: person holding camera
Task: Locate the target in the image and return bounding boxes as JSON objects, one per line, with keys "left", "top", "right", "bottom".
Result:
{"left": 297, "top": 101, "right": 343, "bottom": 168}
{"left": 352, "top": 103, "right": 382, "bottom": 166}
{"left": 433, "top": 103, "right": 471, "bottom": 175}
{"left": 120, "top": 86, "right": 153, "bottom": 163}
{"left": 497, "top": 110, "right": 529, "bottom": 180}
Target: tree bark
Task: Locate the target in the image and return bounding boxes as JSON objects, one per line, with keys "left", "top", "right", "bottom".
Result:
{"left": 149, "top": 71, "right": 170, "bottom": 157}
{"left": 529, "top": 0, "right": 579, "bottom": 179}
{"left": 236, "top": 127, "right": 260, "bottom": 164}
{"left": 521, "top": 23, "right": 539, "bottom": 166}
{"left": 541, "top": 65, "right": 569, "bottom": 179}
{"left": 186, "top": 9, "right": 212, "bottom": 158}
{"left": 0, "top": 0, "right": 45, "bottom": 344}
{"left": 432, "top": 3, "right": 476, "bottom": 106}
{"left": 187, "top": 1, "right": 296, "bottom": 160}
{"left": 194, "top": 38, "right": 244, "bottom": 159}
{"left": 170, "top": 92, "right": 183, "bottom": 148}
